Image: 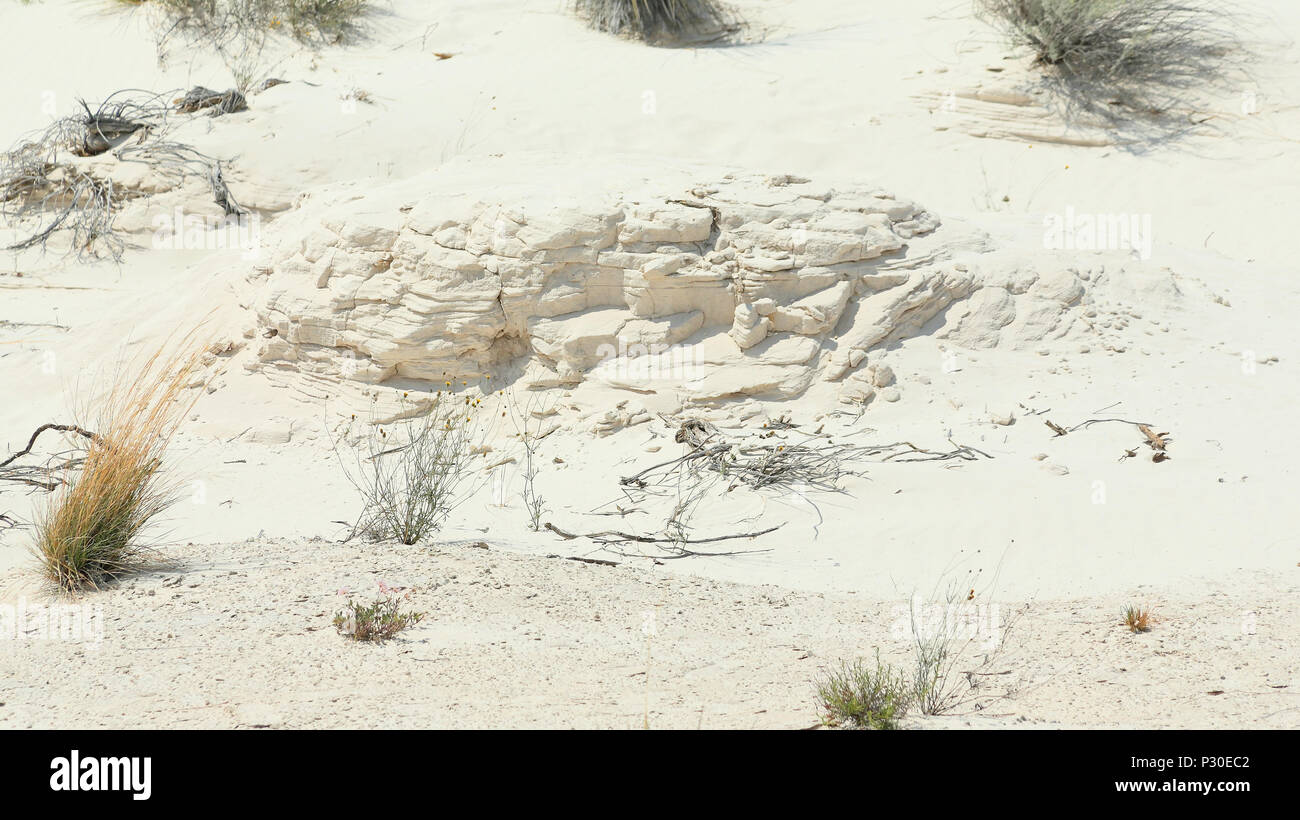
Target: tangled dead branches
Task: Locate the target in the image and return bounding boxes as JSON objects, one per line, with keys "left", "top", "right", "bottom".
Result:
{"left": 545, "top": 417, "right": 992, "bottom": 558}
{"left": 0, "top": 89, "right": 244, "bottom": 260}
{"left": 0, "top": 423, "right": 99, "bottom": 492}
{"left": 622, "top": 421, "right": 991, "bottom": 495}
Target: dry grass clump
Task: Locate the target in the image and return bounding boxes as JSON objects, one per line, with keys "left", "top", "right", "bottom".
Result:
{"left": 815, "top": 652, "right": 912, "bottom": 730}
{"left": 1123, "top": 603, "right": 1152, "bottom": 633}
{"left": 574, "top": 0, "right": 739, "bottom": 45}
{"left": 33, "top": 338, "right": 206, "bottom": 592}
{"left": 976, "top": 0, "right": 1243, "bottom": 118}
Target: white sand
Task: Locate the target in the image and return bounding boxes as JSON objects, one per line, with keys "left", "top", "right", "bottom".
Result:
{"left": 0, "top": 0, "right": 1297, "bottom": 728}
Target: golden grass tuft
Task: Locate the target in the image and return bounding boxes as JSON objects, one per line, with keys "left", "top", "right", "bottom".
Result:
{"left": 1122, "top": 603, "right": 1153, "bottom": 633}
{"left": 33, "top": 336, "right": 207, "bottom": 592}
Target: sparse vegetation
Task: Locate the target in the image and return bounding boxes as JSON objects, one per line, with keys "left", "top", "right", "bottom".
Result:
{"left": 332, "top": 392, "right": 486, "bottom": 546}
{"left": 117, "top": 1, "right": 370, "bottom": 91}
{"left": 504, "top": 392, "right": 550, "bottom": 532}
{"left": 816, "top": 652, "right": 912, "bottom": 729}
{"left": 663, "top": 471, "right": 707, "bottom": 553}
{"left": 0, "top": 90, "right": 242, "bottom": 260}
{"left": 573, "top": 0, "right": 739, "bottom": 45}
{"left": 333, "top": 581, "right": 423, "bottom": 641}
{"left": 1123, "top": 603, "right": 1152, "bottom": 633}
{"left": 911, "top": 616, "right": 960, "bottom": 716}
{"left": 128, "top": 0, "right": 370, "bottom": 45}
{"left": 817, "top": 575, "right": 1026, "bottom": 727}
{"left": 33, "top": 338, "right": 206, "bottom": 591}
{"left": 573, "top": 418, "right": 988, "bottom": 558}
{"left": 909, "top": 572, "right": 1025, "bottom": 715}
{"left": 976, "top": 0, "right": 1242, "bottom": 118}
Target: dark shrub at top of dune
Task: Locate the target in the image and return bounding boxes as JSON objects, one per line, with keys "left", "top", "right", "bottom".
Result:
{"left": 573, "top": 0, "right": 740, "bottom": 45}
{"left": 977, "top": 0, "right": 1244, "bottom": 120}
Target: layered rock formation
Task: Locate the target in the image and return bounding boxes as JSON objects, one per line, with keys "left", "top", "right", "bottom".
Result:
{"left": 243, "top": 155, "right": 1178, "bottom": 406}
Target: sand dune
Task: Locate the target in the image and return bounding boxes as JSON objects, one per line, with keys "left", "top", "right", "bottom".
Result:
{"left": 1, "top": 0, "right": 1297, "bottom": 729}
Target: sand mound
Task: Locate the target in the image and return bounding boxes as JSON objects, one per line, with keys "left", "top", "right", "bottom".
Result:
{"left": 242, "top": 154, "right": 1188, "bottom": 409}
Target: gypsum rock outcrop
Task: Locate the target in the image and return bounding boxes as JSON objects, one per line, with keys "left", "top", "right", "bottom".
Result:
{"left": 244, "top": 155, "right": 1182, "bottom": 404}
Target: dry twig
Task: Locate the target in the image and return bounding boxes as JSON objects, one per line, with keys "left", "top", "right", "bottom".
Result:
{"left": 544, "top": 521, "right": 777, "bottom": 559}
{"left": 1, "top": 423, "right": 99, "bottom": 469}
{"left": 1, "top": 423, "right": 99, "bottom": 491}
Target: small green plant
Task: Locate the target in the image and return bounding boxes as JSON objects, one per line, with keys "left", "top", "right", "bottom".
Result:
{"left": 333, "top": 581, "right": 423, "bottom": 642}
{"left": 909, "top": 577, "right": 980, "bottom": 716}
{"left": 1123, "top": 603, "right": 1152, "bottom": 633}
{"left": 815, "top": 651, "right": 911, "bottom": 730}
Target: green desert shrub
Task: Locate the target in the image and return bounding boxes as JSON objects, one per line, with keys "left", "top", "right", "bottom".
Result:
{"left": 334, "top": 582, "right": 423, "bottom": 642}
{"left": 815, "top": 652, "right": 911, "bottom": 730}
